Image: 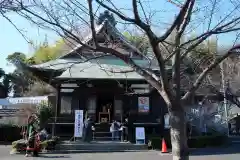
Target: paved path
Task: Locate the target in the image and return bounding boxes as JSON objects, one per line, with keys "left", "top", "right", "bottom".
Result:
{"left": 1, "top": 145, "right": 240, "bottom": 160}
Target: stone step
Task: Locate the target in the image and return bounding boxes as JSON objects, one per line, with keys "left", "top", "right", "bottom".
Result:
{"left": 228, "top": 136, "right": 240, "bottom": 144}
{"left": 50, "top": 150, "right": 146, "bottom": 154}
{"left": 93, "top": 137, "right": 117, "bottom": 141}
{"left": 94, "top": 131, "right": 112, "bottom": 137}
{"left": 93, "top": 132, "right": 121, "bottom": 141}
{"left": 94, "top": 123, "right": 111, "bottom": 132}
{"left": 55, "top": 141, "right": 147, "bottom": 152}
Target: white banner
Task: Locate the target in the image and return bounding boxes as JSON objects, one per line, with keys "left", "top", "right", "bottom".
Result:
{"left": 74, "top": 110, "right": 84, "bottom": 137}
{"left": 135, "top": 127, "right": 145, "bottom": 140}
{"left": 7, "top": 96, "right": 48, "bottom": 104}
{"left": 164, "top": 114, "right": 170, "bottom": 129}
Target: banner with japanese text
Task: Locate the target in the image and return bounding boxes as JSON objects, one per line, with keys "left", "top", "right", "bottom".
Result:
{"left": 74, "top": 110, "right": 84, "bottom": 137}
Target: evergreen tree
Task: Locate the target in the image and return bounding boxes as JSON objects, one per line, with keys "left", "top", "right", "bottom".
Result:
{"left": 97, "top": 10, "right": 117, "bottom": 26}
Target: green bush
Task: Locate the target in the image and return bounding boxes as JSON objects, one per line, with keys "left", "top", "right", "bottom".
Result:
{"left": 12, "top": 139, "right": 27, "bottom": 152}
{"left": 36, "top": 102, "right": 53, "bottom": 129}
{"left": 149, "top": 135, "right": 228, "bottom": 149}
{"left": 11, "top": 136, "right": 60, "bottom": 152}
{"left": 41, "top": 136, "right": 60, "bottom": 150}
{"left": 188, "top": 135, "right": 228, "bottom": 148}
{"left": 150, "top": 137, "right": 171, "bottom": 149}
{"left": 0, "top": 126, "right": 22, "bottom": 142}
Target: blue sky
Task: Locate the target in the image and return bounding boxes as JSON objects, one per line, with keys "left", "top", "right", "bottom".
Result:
{"left": 0, "top": 13, "right": 58, "bottom": 73}
{"left": 0, "top": 0, "right": 177, "bottom": 73}
{"left": 0, "top": 0, "right": 237, "bottom": 73}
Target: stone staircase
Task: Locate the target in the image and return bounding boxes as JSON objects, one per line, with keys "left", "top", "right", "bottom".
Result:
{"left": 228, "top": 136, "right": 240, "bottom": 145}
{"left": 54, "top": 122, "right": 147, "bottom": 153}
{"left": 55, "top": 141, "right": 147, "bottom": 153}
{"left": 93, "top": 123, "right": 117, "bottom": 141}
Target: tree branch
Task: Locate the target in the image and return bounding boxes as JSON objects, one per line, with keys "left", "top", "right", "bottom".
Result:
{"left": 181, "top": 44, "right": 240, "bottom": 101}
{"left": 87, "top": 0, "right": 97, "bottom": 47}
{"left": 97, "top": 46, "right": 173, "bottom": 104}
{"left": 177, "top": 0, "right": 195, "bottom": 37}
{"left": 132, "top": 0, "right": 141, "bottom": 22}
{"left": 170, "top": 0, "right": 195, "bottom": 101}
{"left": 88, "top": 0, "right": 172, "bottom": 104}
{"left": 95, "top": 0, "right": 135, "bottom": 23}
{"left": 96, "top": 0, "right": 174, "bottom": 102}
{"left": 180, "top": 16, "right": 240, "bottom": 59}
{"left": 20, "top": 2, "right": 95, "bottom": 51}
{"left": 158, "top": 0, "right": 194, "bottom": 43}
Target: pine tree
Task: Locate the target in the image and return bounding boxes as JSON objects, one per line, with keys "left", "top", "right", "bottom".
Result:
{"left": 97, "top": 10, "right": 117, "bottom": 26}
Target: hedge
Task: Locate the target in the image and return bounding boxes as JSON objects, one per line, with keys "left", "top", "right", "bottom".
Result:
{"left": 149, "top": 135, "right": 228, "bottom": 149}
{"left": 188, "top": 135, "right": 228, "bottom": 148}
{"left": 0, "top": 126, "right": 22, "bottom": 142}
{"left": 11, "top": 136, "right": 60, "bottom": 153}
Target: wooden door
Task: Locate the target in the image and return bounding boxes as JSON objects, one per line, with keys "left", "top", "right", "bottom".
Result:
{"left": 86, "top": 95, "right": 97, "bottom": 121}
{"left": 114, "top": 96, "right": 123, "bottom": 122}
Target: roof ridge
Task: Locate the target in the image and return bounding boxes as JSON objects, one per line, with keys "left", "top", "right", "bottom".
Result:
{"left": 59, "top": 19, "right": 143, "bottom": 59}
{"left": 59, "top": 20, "right": 107, "bottom": 59}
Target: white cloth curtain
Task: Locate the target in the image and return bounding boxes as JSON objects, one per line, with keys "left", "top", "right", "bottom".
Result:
{"left": 60, "top": 96, "right": 72, "bottom": 114}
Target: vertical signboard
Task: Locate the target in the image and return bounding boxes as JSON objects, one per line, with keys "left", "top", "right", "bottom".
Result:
{"left": 138, "top": 97, "right": 150, "bottom": 113}
{"left": 135, "top": 127, "right": 145, "bottom": 144}
{"left": 74, "top": 110, "right": 84, "bottom": 137}
{"left": 164, "top": 114, "right": 170, "bottom": 129}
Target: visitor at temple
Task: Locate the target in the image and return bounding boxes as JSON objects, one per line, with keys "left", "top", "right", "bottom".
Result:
{"left": 122, "top": 118, "right": 129, "bottom": 142}
{"left": 116, "top": 120, "right": 121, "bottom": 140}
{"left": 25, "top": 115, "right": 39, "bottom": 157}
{"left": 110, "top": 120, "right": 120, "bottom": 141}
{"left": 83, "top": 117, "right": 95, "bottom": 142}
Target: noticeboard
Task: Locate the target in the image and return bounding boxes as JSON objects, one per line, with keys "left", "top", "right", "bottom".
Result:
{"left": 135, "top": 127, "right": 145, "bottom": 144}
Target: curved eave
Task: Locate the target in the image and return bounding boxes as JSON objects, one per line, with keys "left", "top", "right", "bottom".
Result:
{"left": 19, "top": 62, "right": 64, "bottom": 83}
{"left": 29, "top": 67, "right": 64, "bottom": 83}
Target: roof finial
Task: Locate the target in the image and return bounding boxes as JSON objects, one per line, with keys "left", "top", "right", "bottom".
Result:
{"left": 97, "top": 10, "right": 117, "bottom": 26}
{"left": 43, "top": 34, "right": 48, "bottom": 47}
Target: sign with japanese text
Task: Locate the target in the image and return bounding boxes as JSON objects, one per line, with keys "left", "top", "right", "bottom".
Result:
{"left": 74, "top": 110, "right": 84, "bottom": 137}
{"left": 138, "top": 97, "right": 149, "bottom": 113}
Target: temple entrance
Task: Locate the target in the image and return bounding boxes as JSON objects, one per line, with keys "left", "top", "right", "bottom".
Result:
{"left": 96, "top": 95, "right": 114, "bottom": 123}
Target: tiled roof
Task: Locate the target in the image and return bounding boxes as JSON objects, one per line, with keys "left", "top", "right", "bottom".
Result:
{"left": 56, "top": 62, "right": 143, "bottom": 80}
{"left": 31, "top": 58, "right": 84, "bottom": 70}
{"left": 60, "top": 19, "right": 142, "bottom": 59}
{"left": 22, "top": 19, "right": 175, "bottom": 81}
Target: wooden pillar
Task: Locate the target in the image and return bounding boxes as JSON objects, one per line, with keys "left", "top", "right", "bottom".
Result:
{"left": 52, "top": 84, "right": 60, "bottom": 137}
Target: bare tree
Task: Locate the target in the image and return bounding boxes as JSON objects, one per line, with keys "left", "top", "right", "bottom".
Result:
{"left": 11, "top": 0, "right": 240, "bottom": 159}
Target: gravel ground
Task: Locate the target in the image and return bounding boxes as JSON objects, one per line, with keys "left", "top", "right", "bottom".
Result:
{"left": 1, "top": 145, "right": 240, "bottom": 160}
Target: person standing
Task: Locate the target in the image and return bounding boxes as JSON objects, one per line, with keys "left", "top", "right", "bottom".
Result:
{"left": 82, "top": 118, "right": 87, "bottom": 142}
{"left": 25, "top": 116, "right": 39, "bottom": 157}
{"left": 122, "top": 118, "right": 129, "bottom": 142}
{"left": 83, "top": 117, "right": 94, "bottom": 142}
{"left": 110, "top": 120, "right": 120, "bottom": 141}
{"left": 128, "top": 112, "right": 134, "bottom": 142}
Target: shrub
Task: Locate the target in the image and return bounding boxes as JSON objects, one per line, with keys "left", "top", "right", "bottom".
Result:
{"left": 11, "top": 136, "right": 60, "bottom": 152}
{"left": 188, "top": 135, "right": 228, "bottom": 148}
{"left": 12, "top": 139, "right": 27, "bottom": 152}
{"left": 0, "top": 126, "right": 21, "bottom": 142}
{"left": 149, "top": 135, "right": 228, "bottom": 149}
{"left": 150, "top": 137, "right": 171, "bottom": 149}
{"left": 36, "top": 102, "right": 53, "bottom": 129}
{"left": 40, "top": 136, "right": 60, "bottom": 150}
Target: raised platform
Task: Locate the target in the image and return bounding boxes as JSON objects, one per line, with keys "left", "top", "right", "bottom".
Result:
{"left": 55, "top": 141, "right": 147, "bottom": 153}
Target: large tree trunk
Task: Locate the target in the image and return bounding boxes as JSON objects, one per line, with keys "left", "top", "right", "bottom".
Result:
{"left": 169, "top": 106, "right": 189, "bottom": 160}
